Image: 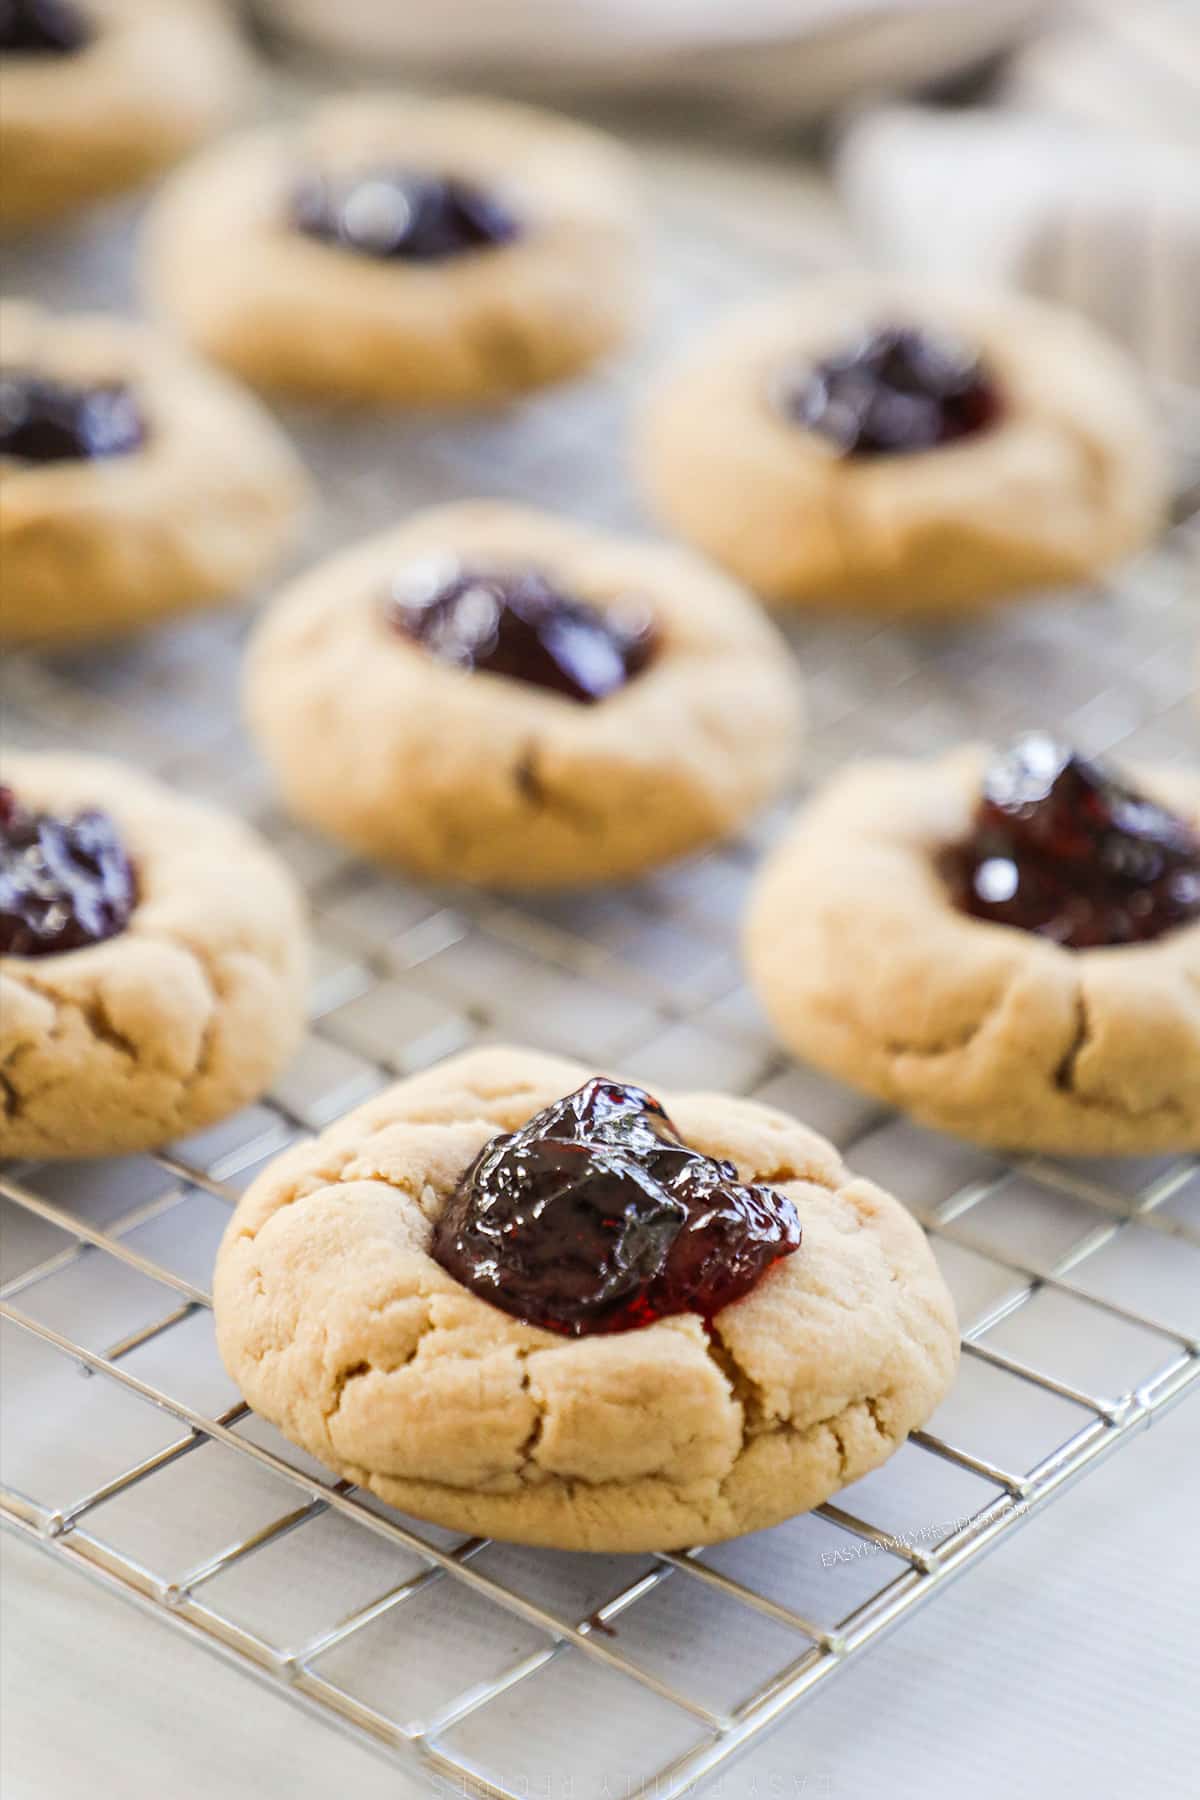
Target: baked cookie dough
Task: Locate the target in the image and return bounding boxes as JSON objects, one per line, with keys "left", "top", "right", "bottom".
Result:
{"left": 140, "top": 92, "right": 641, "bottom": 404}
{"left": 213, "top": 1045, "right": 959, "bottom": 1552}
{"left": 244, "top": 500, "right": 801, "bottom": 888}
{"left": 0, "top": 301, "right": 309, "bottom": 645}
{"left": 635, "top": 278, "right": 1168, "bottom": 613}
{"left": 0, "top": 750, "right": 307, "bottom": 1159}
{"left": 745, "top": 745, "right": 1200, "bottom": 1154}
{"left": 0, "top": 0, "right": 247, "bottom": 231}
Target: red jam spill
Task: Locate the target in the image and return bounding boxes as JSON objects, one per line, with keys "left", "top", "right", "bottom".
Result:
{"left": 779, "top": 324, "right": 1001, "bottom": 457}
{"left": 0, "top": 0, "right": 91, "bottom": 53}
{"left": 948, "top": 734, "right": 1200, "bottom": 949}
{"left": 292, "top": 169, "right": 520, "bottom": 262}
{"left": 0, "top": 372, "right": 145, "bottom": 464}
{"left": 0, "top": 786, "right": 138, "bottom": 957}
{"left": 386, "top": 561, "right": 656, "bottom": 704}
{"left": 432, "top": 1078, "right": 802, "bottom": 1337}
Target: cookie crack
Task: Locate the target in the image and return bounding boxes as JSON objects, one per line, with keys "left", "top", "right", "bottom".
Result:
{"left": 7, "top": 975, "right": 140, "bottom": 1065}
{"left": 310, "top": 1296, "right": 442, "bottom": 1433}
{"left": 864, "top": 1394, "right": 890, "bottom": 1439}
{"left": 323, "top": 1360, "right": 371, "bottom": 1426}
{"left": 0, "top": 1066, "right": 22, "bottom": 1120}
{"left": 514, "top": 1350, "right": 547, "bottom": 1476}
{"left": 331, "top": 1376, "right": 906, "bottom": 1515}
{"left": 710, "top": 1388, "right": 897, "bottom": 1506}
{"left": 1050, "top": 979, "right": 1185, "bottom": 1121}
{"left": 706, "top": 1296, "right": 902, "bottom": 1503}
{"left": 703, "top": 1327, "right": 766, "bottom": 1442}
{"left": 1054, "top": 983, "right": 1092, "bottom": 1096}
{"left": 512, "top": 742, "right": 602, "bottom": 834}
{"left": 0, "top": 1033, "right": 49, "bottom": 1118}
{"left": 79, "top": 991, "right": 139, "bottom": 1063}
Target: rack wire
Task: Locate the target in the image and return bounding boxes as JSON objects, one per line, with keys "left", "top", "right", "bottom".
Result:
{"left": 2, "top": 109, "right": 1198, "bottom": 1800}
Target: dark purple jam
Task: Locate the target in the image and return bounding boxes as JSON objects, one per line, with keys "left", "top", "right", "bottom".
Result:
{"left": 0, "top": 372, "right": 145, "bottom": 464}
{"left": 386, "top": 562, "right": 656, "bottom": 704}
{"left": 779, "top": 325, "right": 1001, "bottom": 457}
{"left": 432, "top": 1078, "right": 802, "bottom": 1337}
{"left": 291, "top": 169, "right": 520, "bottom": 262}
{"left": 947, "top": 735, "right": 1200, "bottom": 950}
{"left": 0, "top": 785, "right": 138, "bottom": 957}
{"left": 0, "top": 0, "right": 91, "bottom": 53}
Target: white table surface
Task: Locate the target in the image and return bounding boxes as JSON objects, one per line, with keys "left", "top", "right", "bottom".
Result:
{"left": 4, "top": 1392, "right": 1197, "bottom": 1799}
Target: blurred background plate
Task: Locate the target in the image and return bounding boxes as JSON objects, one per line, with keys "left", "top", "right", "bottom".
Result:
{"left": 252, "top": 0, "right": 1050, "bottom": 120}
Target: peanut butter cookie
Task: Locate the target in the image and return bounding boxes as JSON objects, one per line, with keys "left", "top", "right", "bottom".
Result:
{"left": 746, "top": 739, "right": 1200, "bottom": 1153}
{"left": 0, "top": 0, "right": 246, "bottom": 230}
{"left": 0, "top": 301, "right": 309, "bottom": 644}
{"left": 0, "top": 751, "right": 307, "bottom": 1158}
{"left": 141, "top": 92, "right": 640, "bottom": 404}
{"left": 636, "top": 279, "right": 1167, "bottom": 613}
{"left": 214, "top": 1046, "right": 959, "bottom": 1551}
{"left": 244, "top": 501, "right": 801, "bottom": 888}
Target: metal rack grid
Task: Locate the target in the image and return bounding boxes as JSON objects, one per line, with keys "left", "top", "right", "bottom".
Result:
{"left": 2, "top": 117, "right": 1199, "bottom": 1800}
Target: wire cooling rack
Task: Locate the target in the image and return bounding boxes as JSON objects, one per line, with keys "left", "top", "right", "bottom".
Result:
{"left": 2, "top": 100, "right": 1199, "bottom": 1800}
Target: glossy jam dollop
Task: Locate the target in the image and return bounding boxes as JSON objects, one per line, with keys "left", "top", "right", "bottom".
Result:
{"left": 292, "top": 169, "right": 520, "bottom": 262}
{"left": 386, "top": 561, "right": 656, "bottom": 704}
{"left": 947, "top": 734, "right": 1200, "bottom": 949}
{"left": 0, "top": 372, "right": 145, "bottom": 464}
{"left": 0, "top": 786, "right": 138, "bottom": 957}
{"left": 779, "top": 324, "right": 1001, "bottom": 457}
{"left": 432, "top": 1078, "right": 803, "bottom": 1336}
{"left": 0, "top": 0, "right": 91, "bottom": 53}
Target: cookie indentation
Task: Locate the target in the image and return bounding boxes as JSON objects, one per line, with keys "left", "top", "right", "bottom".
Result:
{"left": 386, "top": 559, "right": 656, "bottom": 704}
{"left": 0, "top": 370, "right": 145, "bottom": 464}
{"left": 946, "top": 733, "right": 1200, "bottom": 949}
{"left": 292, "top": 168, "right": 520, "bottom": 262}
{"left": 0, "top": 784, "right": 138, "bottom": 957}
{"left": 776, "top": 324, "right": 1001, "bottom": 457}
{"left": 431, "top": 1077, "right": 802, "bottom": 1336}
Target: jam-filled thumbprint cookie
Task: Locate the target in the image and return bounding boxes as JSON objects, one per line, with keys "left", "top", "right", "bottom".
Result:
{"left": 213, "top": 1046, "right": 959, "bottom": 1551}
{"left": 636, "top": 278, "right": 1167, "bottom": 613}
{"left": 0, "top": 752, "right": 307, "bottom": 1159}
{"left": 140, "top": 92, "right": 641, "bottom": 404}
{"left": 243, "top": 501, "right": 802, "bottom": 887}
{"left": 746, "top": 737, "right": 1200, "bottom": 1154}
{"left": 0, "top": 0, "right": 247, "bottom": 230}
{"left": 0, "top": 302, "right": 309, "bottom": 644}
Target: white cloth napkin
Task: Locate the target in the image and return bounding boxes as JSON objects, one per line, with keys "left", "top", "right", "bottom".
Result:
{"left": 1003, "top": 0, "right": 1200, "bottom": 149}
{"left": 834, "top": 104, "right": 1200, "bottom": 389}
